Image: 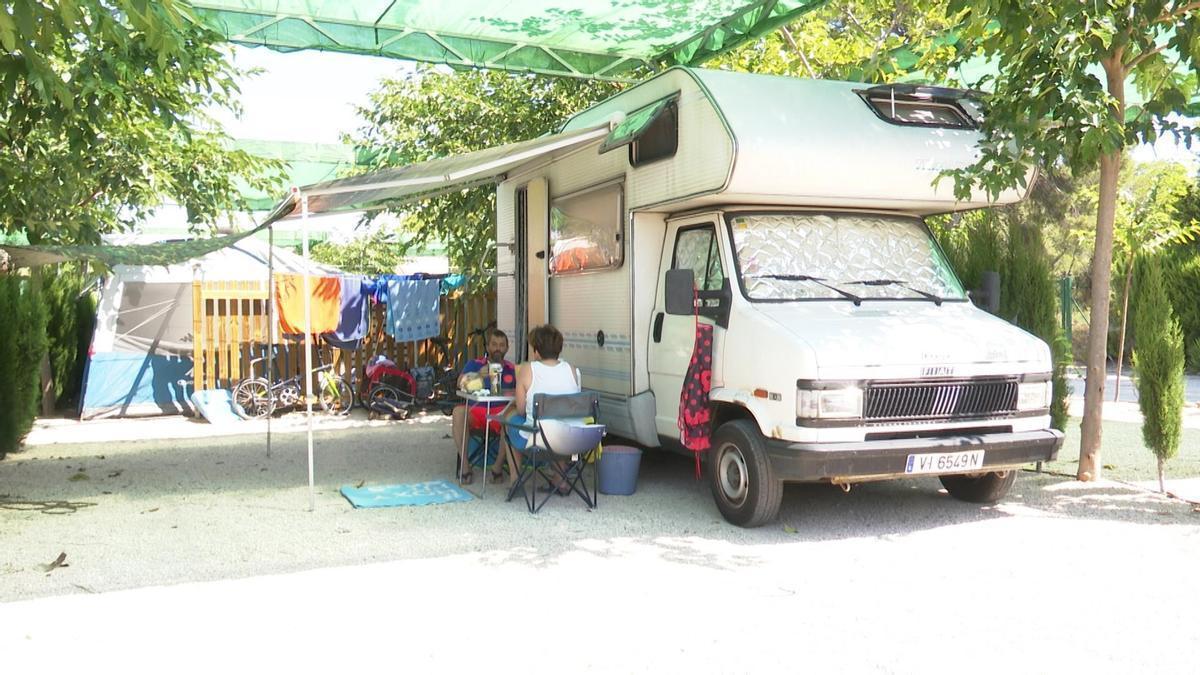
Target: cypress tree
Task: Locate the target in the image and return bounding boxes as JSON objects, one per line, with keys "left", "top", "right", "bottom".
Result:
{"left": 1004, "top": 221, "right": 1071, "bottom": 431}
{"left": 1131, "top": 257, "right": 1186, "bottom": 492}
{"left": 0, "top": 276, "right": 17, "bottom": 455}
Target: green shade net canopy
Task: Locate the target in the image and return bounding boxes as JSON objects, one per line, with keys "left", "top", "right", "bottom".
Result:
{"left": 0, "top": 224, "right": 271, "bottom": 269}
{"left": 187, "top": 0, "right": 828, "bottom": 81}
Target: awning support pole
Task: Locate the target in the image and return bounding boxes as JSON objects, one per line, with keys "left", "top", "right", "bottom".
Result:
{"left": 267, "top": 222, "right": 274, "bottom": 459}
{"left": 302, "top": 192, "right": 315, "bottom": 511}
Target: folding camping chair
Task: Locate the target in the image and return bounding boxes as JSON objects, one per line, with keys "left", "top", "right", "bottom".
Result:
{"left": 500, "top": 392, "right": 605, "bottom": 514}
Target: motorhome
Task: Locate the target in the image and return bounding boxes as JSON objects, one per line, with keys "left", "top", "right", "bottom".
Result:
{"left": 278, "top": 66, "right": 1064, "bottom": 527}
{"left": 493, "top": 67, "right": 1062, "bottom": 526}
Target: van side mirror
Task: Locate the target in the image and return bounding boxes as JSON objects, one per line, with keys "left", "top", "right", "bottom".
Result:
{"left": 665, "top": 268, "right": 695, "bottom": 315}
{"left": 969, "top": 270, "right": 1001, "bottom": 315}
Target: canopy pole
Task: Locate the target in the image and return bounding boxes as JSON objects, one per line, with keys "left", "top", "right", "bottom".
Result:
{"left": 301, "top": 192, "right": 315, "bottom": 512}
{"left": 266, "top": 222, "right": 274, "bottom": 459}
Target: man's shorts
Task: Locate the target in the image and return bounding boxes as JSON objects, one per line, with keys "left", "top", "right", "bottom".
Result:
{"left": 468, "top": 405, "right": 502, "bottom": 434}
{"left": 505, "top": 414, "right": 531, "bottom": 450}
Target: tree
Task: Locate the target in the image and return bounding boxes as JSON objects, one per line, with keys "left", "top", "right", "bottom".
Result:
{"left": 1110, "top": 161, "right": 1195, "bottom": 400}
{"left": 941, "top": 0, "right": 1200, "bottom": 481}
{"left": 717, "top": 0, "right": 962, "bottom": 82}
{"left": 0, "top": 1, "right": 281, "bottom": 245}
{"left": 345, "top": 66, "right": 620, "bottom": 277}
{"left": 1131, "top": 256, "right": 1185, "bottom": 492}
{"left": 310, "top": 226, "right": 437, "bottom": 277}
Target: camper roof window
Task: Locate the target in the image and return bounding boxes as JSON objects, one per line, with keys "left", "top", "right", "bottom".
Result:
{"left": 864, "top": 96, "right": 975, "bottom": 129}
{"left": 599, "top": 93, "right": 679, "bottom": 166}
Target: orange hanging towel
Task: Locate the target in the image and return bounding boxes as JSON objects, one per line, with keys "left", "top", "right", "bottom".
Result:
{"left": 275, "top": 274, "right": 342, "bottom": 335}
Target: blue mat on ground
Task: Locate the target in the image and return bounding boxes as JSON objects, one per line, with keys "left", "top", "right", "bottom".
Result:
{"left": 340, "top": 480, "right": 473, "bottom": 508}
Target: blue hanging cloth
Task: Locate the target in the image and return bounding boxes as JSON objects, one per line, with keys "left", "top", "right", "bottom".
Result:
{"left": 384, "top": 278, "right": 441, "bottom": 341}
{"left": 325, "top": 275, "right": 370, "bottom": 350}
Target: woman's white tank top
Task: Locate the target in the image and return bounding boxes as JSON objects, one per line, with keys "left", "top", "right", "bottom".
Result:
{"left": 526, "top": 360, "right": 580, "bottom": 422}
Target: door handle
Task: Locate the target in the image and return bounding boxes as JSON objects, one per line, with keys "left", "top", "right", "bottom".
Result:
{"left": 534, "top": 250, "right": 546, "bottom": 259}
{"left": 653, "top": 312, "right": 664, "bottom": 343}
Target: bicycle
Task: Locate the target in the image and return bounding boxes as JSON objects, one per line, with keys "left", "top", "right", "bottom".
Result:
{"left": 232, "top": 343, "right": 354, "bottom": 419}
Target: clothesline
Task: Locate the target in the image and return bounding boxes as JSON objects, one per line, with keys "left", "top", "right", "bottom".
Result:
{"left": 274, "top": 272, "right": 452, "bottom": 347}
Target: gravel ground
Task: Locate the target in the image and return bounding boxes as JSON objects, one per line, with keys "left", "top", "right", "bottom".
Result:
{"left": 3, "top": 412, "right": 1200, "bottom": 672}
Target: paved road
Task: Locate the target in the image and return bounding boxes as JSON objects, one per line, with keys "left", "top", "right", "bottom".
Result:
{"left": 2, "top": 419, "right": 1199, "bottom": 673}
{"left": 1067, "top": 368, "right": 1200, "bottom": 403}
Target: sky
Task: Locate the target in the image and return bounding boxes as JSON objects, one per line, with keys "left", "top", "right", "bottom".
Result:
{"left": 211, "top": 46, "right": 414, "bottom": 145}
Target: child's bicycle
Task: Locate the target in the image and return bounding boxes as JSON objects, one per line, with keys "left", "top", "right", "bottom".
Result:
{"left": 232, "top": 344, "right": 354, "bottom": 419}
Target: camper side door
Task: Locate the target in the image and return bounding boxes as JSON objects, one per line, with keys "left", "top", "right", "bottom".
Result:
{"left": 647, "top": 215, "right": 728, "bottom": 438}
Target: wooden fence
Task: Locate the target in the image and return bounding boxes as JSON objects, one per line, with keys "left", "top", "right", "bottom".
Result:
{"left": 192, "top": 279, "right": 496, "bottom": 395}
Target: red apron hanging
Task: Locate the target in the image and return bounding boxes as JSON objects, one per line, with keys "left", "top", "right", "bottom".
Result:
{"left": 678, "top": 321, "right": 714, "bottom": 478}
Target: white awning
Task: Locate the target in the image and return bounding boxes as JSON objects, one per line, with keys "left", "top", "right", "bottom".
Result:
{"left": 265, "top": 124, "right": 610, "bottom": 223}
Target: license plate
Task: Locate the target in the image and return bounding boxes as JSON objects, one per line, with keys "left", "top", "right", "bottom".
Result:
{"left": 904, "top": 450, "right": 985, "bottom": 475}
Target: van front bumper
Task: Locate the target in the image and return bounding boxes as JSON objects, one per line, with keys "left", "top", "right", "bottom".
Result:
{"left": 765, "top": 429, "right": 1063, "bottom": 483}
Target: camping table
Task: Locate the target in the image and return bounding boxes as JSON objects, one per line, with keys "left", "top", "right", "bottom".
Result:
{"left": 457, "top": 391, "right": 514, "bottom": 499}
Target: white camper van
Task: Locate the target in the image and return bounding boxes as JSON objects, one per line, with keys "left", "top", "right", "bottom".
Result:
{"left": 492, "top": 67, "right": 1062, "bottom": 526}
{"left": 275, "top": 66, "right": 1064, "bottom": 527}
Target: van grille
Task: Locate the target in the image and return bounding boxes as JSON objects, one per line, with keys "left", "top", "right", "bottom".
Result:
{"left": 863, "top": 378, "right": 1018, "bottom": 422}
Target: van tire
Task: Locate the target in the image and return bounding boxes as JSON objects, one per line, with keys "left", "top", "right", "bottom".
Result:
{"left": 709, "top": 420, "right": 783, "bottom": 527}
{"left": 939, "top": 470, "right": 1017, "bottom": 503}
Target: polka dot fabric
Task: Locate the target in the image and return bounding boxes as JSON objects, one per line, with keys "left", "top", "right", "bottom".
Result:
{"left": 678, "top": 322, "right": 713, "bottom": 478}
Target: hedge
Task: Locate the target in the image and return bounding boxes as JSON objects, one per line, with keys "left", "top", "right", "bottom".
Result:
{"left": 0, "top": 274, "right": 48, "bottom": 457}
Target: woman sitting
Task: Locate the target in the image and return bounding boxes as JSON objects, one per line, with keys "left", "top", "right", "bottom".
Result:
{"left": 496, "top": 324, "right": 580, "bottom": 495}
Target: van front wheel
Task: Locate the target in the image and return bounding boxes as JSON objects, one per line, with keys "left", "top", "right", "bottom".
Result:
{"left": 709, "top": 420, "right": 783, "bottom": 527}
{"left": 939, "top": 470, "right": 1017, "bottom": 503}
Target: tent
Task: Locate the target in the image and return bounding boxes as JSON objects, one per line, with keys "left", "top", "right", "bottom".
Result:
{"left": 81, "top": 238, "right": 339, "bottom": 420}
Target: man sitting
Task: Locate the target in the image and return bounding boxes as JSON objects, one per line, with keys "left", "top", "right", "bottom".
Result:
{"left": 453, "top": 329, "right": 517, "bottom": 485}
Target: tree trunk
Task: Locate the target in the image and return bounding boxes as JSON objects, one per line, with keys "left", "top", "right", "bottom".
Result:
{"left": 1158, "top": 456, "right": 1165, "bottom": 493}
{"left": 1078, "top": 56, "right": 1126, "bottom": 482}
{"left": 1113, "top": 250, "right": 1134, "bottom": 402}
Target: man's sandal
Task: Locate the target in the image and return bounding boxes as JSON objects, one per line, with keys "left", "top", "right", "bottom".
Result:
{"left": 459, "top": 471, "right": 474, "bottom": 486}
{"left": 488, "top": 468, "right": 505, "bottom": 484}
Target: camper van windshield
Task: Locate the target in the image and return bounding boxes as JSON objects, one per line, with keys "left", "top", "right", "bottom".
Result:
{"left": 728, "top": 213, "right": 966, "bottom": 302}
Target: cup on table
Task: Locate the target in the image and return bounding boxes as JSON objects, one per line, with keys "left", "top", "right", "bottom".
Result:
{"left": 488, "top": 363, "right": 502, "bottom": 393}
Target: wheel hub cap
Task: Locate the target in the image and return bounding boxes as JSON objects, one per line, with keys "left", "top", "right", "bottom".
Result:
{"left": 718, "top": 444, "right": 749, "bottom": 506}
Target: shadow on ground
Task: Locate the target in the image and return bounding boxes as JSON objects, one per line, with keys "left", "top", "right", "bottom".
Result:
{"left": 2, "top": 416, "right": 1196, "bottom": 601}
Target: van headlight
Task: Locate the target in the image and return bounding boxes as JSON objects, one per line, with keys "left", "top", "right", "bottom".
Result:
{"left": 796, "top": 383, "right": 863, "bottom": 419}
{"left": 1016, "top": 380, "right": 1052, "bottom": 411}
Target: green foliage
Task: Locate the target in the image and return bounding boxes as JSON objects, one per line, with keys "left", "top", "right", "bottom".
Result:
{"left": 932, "top": 210, "right": 1071, "bottom": 430}
{"left": 930, "top": 210, "right": 1004, "bottom": 291}
{"left": 716, "top": 0, "right": 963, "bottom": 82}
{"left": 310, "top": 228, "right": 421, "bottom": 277}
{"left": 1004, "top": 222, "right": 1071, "bottom": 430}
{"left": 44, "top": 266, "right": 97, "bottom": 407}
{"left": 346, "top": 65, "right": 620, "bottom": 279}
{"left": 0, "top": 1, "right": 283, "bottom": 245}
{"left": 942, "top": 1, "right": 1200, "bottom": 200}
{"left": 1131, "top": 257, "right": 1185, "bottom": 467}
{"left": 1159, "top": 245, "right": 1200, "bottom": 372}
{"left": 0, "top": 275, "right": 48, "bottom": 456}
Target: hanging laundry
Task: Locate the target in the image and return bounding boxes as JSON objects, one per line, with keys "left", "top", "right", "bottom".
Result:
{"left": 275, "top": 274, "right": 342, "bottom": 335}
{"left": 324, "top": 275, "right": 370, "bottom": 350}
{"left": 384, "top": 278, "right": 441, "bottom": 341}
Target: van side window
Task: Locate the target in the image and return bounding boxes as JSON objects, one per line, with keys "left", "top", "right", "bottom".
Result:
{"left": 549, "top": 182, "right": 624, "bottom": 275}
{"left": 672, "top": 226, "right": 724, "bottom": 291}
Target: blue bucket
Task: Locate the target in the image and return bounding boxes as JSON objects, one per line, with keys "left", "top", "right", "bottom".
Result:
{"left": 598, "top": 445, "right": 642, "bottom": 496}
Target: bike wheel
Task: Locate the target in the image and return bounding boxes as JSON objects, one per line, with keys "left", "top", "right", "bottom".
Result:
{"left": 318, "top": 374, "right": 354, "bottom": 415}
{"left": 233, "top": 378, "right": 273, "bottom": 419}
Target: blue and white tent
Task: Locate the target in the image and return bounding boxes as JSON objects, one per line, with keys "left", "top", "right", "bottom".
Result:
{"left": 80, "top": 238, "right": 338, "bottom": 419}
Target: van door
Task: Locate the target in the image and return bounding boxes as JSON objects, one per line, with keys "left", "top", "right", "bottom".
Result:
{"left": 647, "top": 216, "right": 727, "bottom": 438}
{"left": 515, "top": 178, "right": 549, "bottom": 359}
